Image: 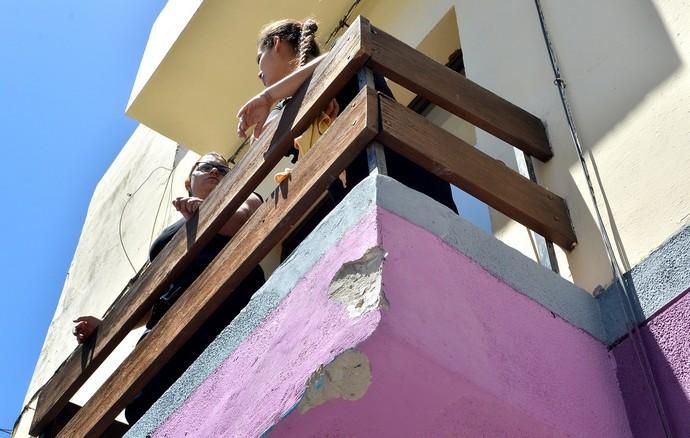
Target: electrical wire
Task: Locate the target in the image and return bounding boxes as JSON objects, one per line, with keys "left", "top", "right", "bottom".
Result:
{"left": 163, "top": 150, "right": 178, "bottom": 231}
{"left": 149, "top": 167, "right": 173, "bottom": 247}
{"left": 533, "top": 1, "right": 672, "bottom": 435}
{"left": 228, "top": 136, "right": 250, "bottom": 165}
{"left": 118, "top": 166, "right": 172, "bottom": 274}
{"left": 325, "top": 0, "right": 362, "bottom": 47}
{"left": 149, "top": 150, "right": 179, "bottom": 247}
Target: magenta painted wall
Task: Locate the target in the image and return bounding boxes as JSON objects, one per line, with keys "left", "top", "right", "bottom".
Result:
{"left": 150, "top": 207, "right": 632, "bottom": 437}
{"left": 612, "top": 288, "right": 690, "bottom": 437}
{"left": 151, "top": 209, "right": 382, "bottom": 437}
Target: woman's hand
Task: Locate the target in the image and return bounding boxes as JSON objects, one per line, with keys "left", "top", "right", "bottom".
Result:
{"left": 73, "top": 316, "right": 102, "bottom": 344}
{"left": 173, "top": 196, "right": 204, "bottom": 220}
{"left": 237, "top": 91, "right": 273, "bottom": 140}
{"left": 325, "top": 98, "right": 339, "bottom": 120}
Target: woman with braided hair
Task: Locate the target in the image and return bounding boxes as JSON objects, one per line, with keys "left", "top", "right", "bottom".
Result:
{"left": 247, "top": 18, "right": 340, "bottom": 181}
{"left": 238, "top": 18, "right": 457, "bottom": 255}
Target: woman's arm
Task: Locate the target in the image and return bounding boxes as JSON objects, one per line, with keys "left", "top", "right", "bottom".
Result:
{"left": 237, "top": 54, "right": 327, "bottom": 139}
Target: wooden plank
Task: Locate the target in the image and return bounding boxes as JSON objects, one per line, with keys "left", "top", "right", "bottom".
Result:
{"left": 408, "top": 48, "right": 464, "bottom": 114}
{"left": 293, "top": 16, "right": 372, "bottom": 132}
{"left": 367, "top": 25, "right": 553, "bottom": 161}
{"left": 30, "top": 115, "right": 285, "bottom": 438}
{"left": 40, "top": 403, "right": 128, "bottom": 438}
{"left": 30, "top": 21, "right": 372, "bottom": 436}
{"left": 377, "top": 94, "right": 576, "bottom": 249}
{"left": 57, "top": 88, "right": 379, "bottom": 437}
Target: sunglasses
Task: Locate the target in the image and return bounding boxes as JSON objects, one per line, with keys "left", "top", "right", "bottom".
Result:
{"left": 195, "top": 162, "right": 230, "bottom": 176}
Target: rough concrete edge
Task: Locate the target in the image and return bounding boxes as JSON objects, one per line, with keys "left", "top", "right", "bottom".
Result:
{"left": 374, "top": 175, "right": 607, "bottom": 343}
{"left": 257, "top": 347, "right": 374, "bottom": 437}
{"left": 125, "top": 176, "right": 380, "bottom": 437}
{"left": 597, "top": 224, "right": 690, "bottom": 345}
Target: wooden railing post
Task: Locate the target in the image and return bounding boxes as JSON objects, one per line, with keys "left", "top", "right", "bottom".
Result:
{"left": 357, "top": 68, "right": 388, "bottom": 175}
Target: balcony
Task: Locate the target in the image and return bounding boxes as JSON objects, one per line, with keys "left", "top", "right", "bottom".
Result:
{"left": 25, "top": 16, "right": 632, "bottom": 437}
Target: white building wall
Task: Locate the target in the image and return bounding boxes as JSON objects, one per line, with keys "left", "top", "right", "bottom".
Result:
{"left": 21, "top": 125, "right": 196, "bottom": 421}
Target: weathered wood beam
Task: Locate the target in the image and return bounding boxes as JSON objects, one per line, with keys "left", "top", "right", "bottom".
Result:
{"left": 377, "top": 94, "right": 576, "bottom": 249}
{"left": 367, "top": 25, "right": 553, "bottom": 161}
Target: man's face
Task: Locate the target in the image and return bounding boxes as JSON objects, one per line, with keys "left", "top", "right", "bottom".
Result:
{"left": 188, "top": 154, "right": 230, "bottom": 199}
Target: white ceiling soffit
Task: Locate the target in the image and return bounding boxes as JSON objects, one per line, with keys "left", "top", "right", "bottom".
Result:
{"left": 126, "top": 0, "right": 358, "bottom": 157}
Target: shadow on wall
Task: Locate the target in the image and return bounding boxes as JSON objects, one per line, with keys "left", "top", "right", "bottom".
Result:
{"left": 611, "top": 287, "right": 690, "bottom": 438}
{"left": 545, "top": 0, "right": 681, "bottom": 150}
{"left": 587, "top": 150, "right": 632, "bottom": 272}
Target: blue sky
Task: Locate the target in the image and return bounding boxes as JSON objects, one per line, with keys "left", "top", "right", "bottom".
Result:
{"left": 0, "top": 0, "right": 167, "bottom": 431}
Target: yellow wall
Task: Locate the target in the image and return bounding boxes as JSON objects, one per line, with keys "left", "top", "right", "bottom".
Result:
{"left": 358, "top": 0, "right": 690, "bottom": 291}
{"left": 451, "top": 0, "right": 690, "bottom": 291}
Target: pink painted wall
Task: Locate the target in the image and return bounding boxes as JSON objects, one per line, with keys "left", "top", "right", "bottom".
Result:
{"left": 151, "top": 207, "right": 632, "bottom": 437}
{"left": 152, "top": 210, "right": 382, "bottom": 437}
{"left": 272, "top": 208, "right": 631, "bottom": 437}
{"left": 613, "top": 288, "right": 690, "bottom": 437}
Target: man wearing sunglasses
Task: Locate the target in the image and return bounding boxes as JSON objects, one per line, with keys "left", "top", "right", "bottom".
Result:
{"left": 74, "top": 152, "right": 265, "bottom": 424}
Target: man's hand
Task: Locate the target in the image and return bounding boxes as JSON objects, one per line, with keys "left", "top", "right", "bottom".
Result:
{"left": 73, "top": 316, "right": 102, "bottom": 344}
{"left": 173, "top": 196, "right": 203, "bottom": 220}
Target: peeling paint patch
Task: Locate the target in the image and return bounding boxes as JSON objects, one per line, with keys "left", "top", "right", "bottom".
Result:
{"left": 297, "top": 350, "right": 372, "bottom": 414}
{"left": 328, "top": 246, "right": 388, "bottom": 318}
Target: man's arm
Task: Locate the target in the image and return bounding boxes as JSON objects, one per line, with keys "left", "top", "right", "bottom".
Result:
{"left": 218, "top": 193, "right": 263, "bottom": 237}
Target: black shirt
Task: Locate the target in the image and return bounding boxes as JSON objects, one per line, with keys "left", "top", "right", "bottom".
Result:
{"left": 146, "top": 218, "right": 265, "bottom": 331}
{"left": 334, "top": 73, "right": 458, "bottom": 214}
{"left": 125, "top": 216, "right": 265, "bottom": 424}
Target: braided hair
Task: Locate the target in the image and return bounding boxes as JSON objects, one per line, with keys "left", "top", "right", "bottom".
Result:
{"left": 258, "top": 18, "right": 321, "bottom": 68}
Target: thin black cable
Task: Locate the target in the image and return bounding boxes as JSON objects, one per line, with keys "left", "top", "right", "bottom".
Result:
{"left": 149, "top": 152, "right": 178, "bottom": 247}
{"left": 149, "top": 167, "right": 173, "bottom": 246}
{"left": 0, "top": 428, "right": 12, "bottom": 435}
{"left": 164, "top": 150, "right": 178, "bottom": 229}
{"left": 325, "top": 0, "right": 362, "bottom": 47}
{"left": 228, "top": 137, "right": 250, "bottom": 165}
{"left": 118, "top": 166, "right": 172, "bottom": 274}
{"left": 533, "top": 1, "right": 672, "bottom": 436}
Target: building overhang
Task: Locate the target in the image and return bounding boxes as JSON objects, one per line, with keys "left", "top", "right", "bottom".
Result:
{"left": 126, "top": 0, "right": 359, "bottom": 157}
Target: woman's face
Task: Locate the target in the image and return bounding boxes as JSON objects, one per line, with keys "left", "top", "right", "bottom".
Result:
{"left": 257, "top": 38, "right": 296, "bottom": 87}
{"left": 187, "top": 154, "right": 230, "bottom": 199}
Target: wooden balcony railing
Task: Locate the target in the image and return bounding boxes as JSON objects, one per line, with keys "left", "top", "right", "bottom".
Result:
{"left": 30, "top": 16, "right": 576, "bottom": 437}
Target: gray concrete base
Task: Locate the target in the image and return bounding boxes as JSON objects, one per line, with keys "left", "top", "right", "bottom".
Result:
{"left": 597, "top": 224, "right": 690, "bottom": 345}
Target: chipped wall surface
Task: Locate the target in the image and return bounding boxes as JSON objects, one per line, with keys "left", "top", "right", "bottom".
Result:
{"left": 612, "top": 288, "right": 690, "bottom": 437}
{"left": 129, "top": 176, "right": 631, "bottom": 437}
{"left": 272, "top": 207, "right": 631, "bottom": 437}
{"left": 129, "top": 193, "right": 383, "bottom": 437}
